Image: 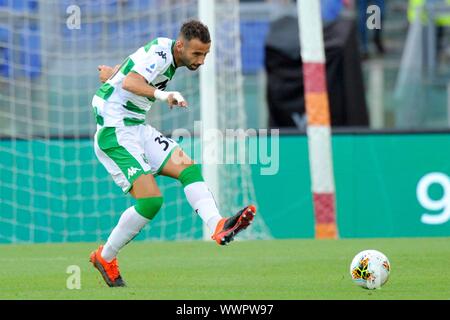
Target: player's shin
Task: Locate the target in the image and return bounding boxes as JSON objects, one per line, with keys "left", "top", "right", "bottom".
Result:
{"left": 179, "top": 165, "right": 222, "bottom": 235}
{"left": 101, "top": 197, "right": 163, "bottom": 262}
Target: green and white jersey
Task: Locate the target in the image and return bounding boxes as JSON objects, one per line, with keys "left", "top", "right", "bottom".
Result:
{"left": 92, "top": 37, "right": 177, "bottom": 127}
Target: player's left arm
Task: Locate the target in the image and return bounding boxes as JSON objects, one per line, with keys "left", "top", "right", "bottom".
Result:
{"left": 122, "top": 72, "right": 187, "bottom": 108}
{"left": 125, "top": 47, "right": 187, "bottom": 108}
{"left": 97, "top": 64, "right": 120, "bottom": 83}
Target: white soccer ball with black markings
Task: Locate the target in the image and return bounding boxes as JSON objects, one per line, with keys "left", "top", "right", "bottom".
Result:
{"left": 350, "top": 249, "right": 390, "bottom": 289}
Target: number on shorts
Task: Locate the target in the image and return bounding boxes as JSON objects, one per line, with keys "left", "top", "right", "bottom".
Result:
{"left": 155, "top": 135, "right": 170, "bottom": 151}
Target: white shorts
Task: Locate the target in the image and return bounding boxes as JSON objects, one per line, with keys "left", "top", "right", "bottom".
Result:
{"left": 94, "top": 124, "right": 179, "bottom": 193}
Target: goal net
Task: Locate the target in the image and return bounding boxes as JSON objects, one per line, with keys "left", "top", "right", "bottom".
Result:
{"left": 0, "top": 0, "right": 271, "bottom": 243}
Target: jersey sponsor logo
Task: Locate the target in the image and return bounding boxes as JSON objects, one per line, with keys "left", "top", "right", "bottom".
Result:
{"left": 154, "top": 79, "right": 168, "bottom": 90}
{"left": 127, "top": 166, "right": 142, "bottom": 179}
{"left": 156, "top": 51, "right": 167, "bottom": 62}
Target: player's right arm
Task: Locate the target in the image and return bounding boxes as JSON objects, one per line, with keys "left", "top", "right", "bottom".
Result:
{"left": 122, "top": 72, "right": 187, "bottom": 108}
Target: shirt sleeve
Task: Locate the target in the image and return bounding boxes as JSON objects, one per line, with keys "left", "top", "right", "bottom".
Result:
{"left": 130, "top": 46, "right": 168, "bottom": 84}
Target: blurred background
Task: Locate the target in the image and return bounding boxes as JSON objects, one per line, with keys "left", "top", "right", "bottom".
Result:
{"left": 244, "top": 0, "right": 450, "bottom": 130}
{"left": 0, "top": 0, "right": 449, "bottom": 243}
{"left": 2, "top": 0, "right": 450, "bottom": 133}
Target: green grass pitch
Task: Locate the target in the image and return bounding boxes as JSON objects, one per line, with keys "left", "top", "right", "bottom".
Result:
{"left": 0, "top": 237, "right": 449, "bottom": 300}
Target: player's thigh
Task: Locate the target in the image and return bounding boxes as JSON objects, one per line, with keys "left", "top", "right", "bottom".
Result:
{"left": 159, "top": 147, "right": 195, "bottom": 179}
{"left": 142, "top": 125, "right": 187, "bottom": 177}
{"left": 129, "top": 173, "right": 161, "bottom": 199}
{"left": 95, "top": 126, "right": 157, "bottom": 196}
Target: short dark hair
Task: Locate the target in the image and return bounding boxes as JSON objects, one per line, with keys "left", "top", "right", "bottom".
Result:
{"left": 179, "top": 20, "right": 211, "bottom": 43}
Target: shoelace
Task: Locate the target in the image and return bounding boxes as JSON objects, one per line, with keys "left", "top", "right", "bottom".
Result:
{"left": 105, "top": 258, "right": 120, "bottom": 280}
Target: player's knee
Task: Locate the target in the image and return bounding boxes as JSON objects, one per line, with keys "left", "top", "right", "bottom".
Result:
{"left": 134, "top": 196, "right": 163, "bottom": 220}
{"left": 178, "top": 164, "right": 204, "bottom": 187}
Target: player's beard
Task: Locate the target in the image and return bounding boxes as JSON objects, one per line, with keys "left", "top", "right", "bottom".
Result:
{"left": 187, "top": 64, "right": 199, "bottom": 70}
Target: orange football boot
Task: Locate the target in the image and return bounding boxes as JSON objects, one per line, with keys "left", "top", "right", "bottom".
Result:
{"left": 89, "top": 245, "right": 126, "bottom": 287}
{"left": 211, "top": 205, "right": 256, "bottom": 245}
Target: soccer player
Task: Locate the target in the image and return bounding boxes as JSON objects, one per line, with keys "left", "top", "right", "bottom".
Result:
{"left": 89, "top": 20, "right": 256, "bottom": 287}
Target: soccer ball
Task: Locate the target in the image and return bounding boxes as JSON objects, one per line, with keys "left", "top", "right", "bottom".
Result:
{"left": 350, "top": 249, "right": 390, "bottom": 290}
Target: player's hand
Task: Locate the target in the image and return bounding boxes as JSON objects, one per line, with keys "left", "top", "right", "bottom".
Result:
{"left": 97, "top": 65, "right": 114, "bottom": 83}
{"left": 167, "top": 92, "right": 188, "bottom": 109}
{"left": 154, "top": 89, "right": 187, "bottom": 109}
